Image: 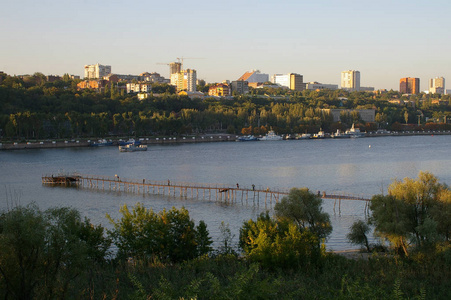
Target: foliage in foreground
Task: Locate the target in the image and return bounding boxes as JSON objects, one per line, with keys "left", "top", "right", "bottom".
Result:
{"left": 369, "top": 171, "right": 451, "bottom": 256}
{"left": 3, "top": 173, "right": 451, "bottom": 298}
{"left": 0, "top": 204, "right": 110, "bottom": 299}
{"left": 106, "top": 203, "right": 212, "bottom": 262}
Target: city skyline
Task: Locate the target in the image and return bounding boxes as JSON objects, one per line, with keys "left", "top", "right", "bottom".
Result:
{"left": 1, "top": 0, "right": 450, "bottom": 91}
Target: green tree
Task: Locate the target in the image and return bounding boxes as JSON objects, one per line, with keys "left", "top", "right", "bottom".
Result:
{"left": 0, "top": 204, "right": 110, "bottom": 299}
{"left": 370, "top": 172, "right": 451, "bottom": 256}
{"left": 239, "top": 212, "right": 322, "bottom": 269}
{"left": 107, "top": 203, "right": 210, "bottom": 262}
{"left": 347, "top": 219, "right": 371, "bottom": 252}
{"left": 274, "top": 188, "right": 332, "bottom": 241}
{"left": 195, "top": 220, "right": 213, "bottom": 256}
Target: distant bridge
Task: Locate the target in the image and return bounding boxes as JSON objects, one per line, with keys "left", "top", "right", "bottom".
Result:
{"left": 42, "top": 173, "right": 371, "bottom": 211}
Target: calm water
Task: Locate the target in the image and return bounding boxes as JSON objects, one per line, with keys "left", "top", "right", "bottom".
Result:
{"left": 1, "top": 135, "right": 450, "bottom": 251}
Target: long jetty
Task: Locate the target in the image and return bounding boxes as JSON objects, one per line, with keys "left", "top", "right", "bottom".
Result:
{"left": 42, "top": 173, "right": 371, "bottom": 211}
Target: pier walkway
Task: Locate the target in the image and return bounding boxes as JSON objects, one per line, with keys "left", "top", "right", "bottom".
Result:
{"left": 42, "top": 173, "right": 371, "bottom": 211}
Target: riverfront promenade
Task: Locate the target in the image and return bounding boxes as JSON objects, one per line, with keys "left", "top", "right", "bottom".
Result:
{"left": 2, "top": 130, "right": 450, "bottom": 150}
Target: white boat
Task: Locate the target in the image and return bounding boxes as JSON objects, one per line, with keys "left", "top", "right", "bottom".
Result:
{"left": 345, "top": 124, "right": 366, "bottom": 138}
{"left": 332, "top": 129, "right": 350, "bottom": 139}
{"left": 119, "top": 144, "right": 148, "bottom": 152}
{"left": 296, "top": 133, "right": 312, "bottom": 140}
{"left": 258, "top": 130, "right": 283, "bottom": 141}
{"left": 313, "top": 129, "right": 325, "bottom": 139}
{"left": 90, "top": 139, "right": 113, "bottom": 146}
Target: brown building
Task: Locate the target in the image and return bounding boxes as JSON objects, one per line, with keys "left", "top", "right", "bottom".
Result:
{"left": 400, "top": 77, "right": 420, "bottom": 94}
{"left": 76, "top": 80, "right": 106, "bottom": 90}
{"left": 208, "top": 83, "right": 230, "bottom": 97}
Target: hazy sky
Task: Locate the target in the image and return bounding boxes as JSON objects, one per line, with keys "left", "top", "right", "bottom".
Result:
{"left": 1, "top": 0, "right": 450, "bottom": 90}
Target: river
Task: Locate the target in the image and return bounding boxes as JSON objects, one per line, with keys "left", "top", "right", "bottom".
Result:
{"left": 1, "top": 135, "right": 450, "bottom": 251}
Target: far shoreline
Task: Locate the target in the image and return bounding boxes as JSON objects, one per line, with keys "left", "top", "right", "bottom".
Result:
{"left": 1, "top": 130, "right": 450, "bottom": 151}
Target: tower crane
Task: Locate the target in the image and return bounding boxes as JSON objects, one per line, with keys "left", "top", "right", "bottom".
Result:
{"left": 176, "top": 57, "right": 204, "bottom": 70}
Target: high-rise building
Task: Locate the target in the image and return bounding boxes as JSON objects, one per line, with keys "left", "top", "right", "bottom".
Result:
{"left": 272, "top": 73, "right": 305, "bottom": 91}
{"left": 169, "top": 62, "right": 181, "bottom": 76}
{"left": 169, "top": 62, "right": 182, "bottom": 85}
{"left": 400, "top": 77, "right": 420, "bottom": 94}
{"left": 429, "top": 77, "right": 445, "bottom": 94}
{"left": 171, "top": 69, "right": 197, "bottom": 92}
{"left": 231, "top": 80, "right": 249, "bottom": 94}
{"left": 84, "top": 63, "right": 111, "bottom": 79}
{"left": 341, "top": 70, "right": 360, "bottom": 91}
{"left": 289, "top": 73, "right": 305, "bottom": 91}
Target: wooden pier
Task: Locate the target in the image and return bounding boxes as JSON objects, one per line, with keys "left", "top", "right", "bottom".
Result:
{"left": 42, "top": 173, "right": 371, "bottom": 211}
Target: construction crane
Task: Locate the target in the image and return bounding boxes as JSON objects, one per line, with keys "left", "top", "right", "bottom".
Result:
{"left": 176, "top": 57, "right": 204, "bottom": 70}
{"left": 157, "top": 57, "right": 204, "bottom": 77}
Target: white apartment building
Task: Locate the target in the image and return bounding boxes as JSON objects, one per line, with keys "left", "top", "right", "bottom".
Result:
{"left": 171, "top": 69, "right": 197, "bottom": 92}
{"left": 84, "top": 63, "right": 111, "bottom": 79}
{"left": 272, "top": 74, "right": 290, "bottom": 88}
{"left": 429, "top": 77, "right": 445, "bottom": 94}
{"left": 272, "top": 73, "right": 305, "bottom": 91}
{"left": 126, "top": 83, "right": 152, "bottom": 94}
{"left": 341, "top": 70, "right": 360, "bottom": 91}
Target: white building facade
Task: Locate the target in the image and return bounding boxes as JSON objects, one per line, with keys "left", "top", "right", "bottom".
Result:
{"left": 341, "top": 70, "right": 360, "bottom": 91}
{"left": 126, "top": 83, "right": 152, "bottom": 94}
{"left": 84, "top": 63, "right": 111, "bottom": 79}
{"left": 429, "top": 77, "right": 445, "bottom": 95}
{"left": 272, "top": 74, "right": 290, "bottom": 88}
{"left": 171, "top": 69, "right": 197, "bottom": 92}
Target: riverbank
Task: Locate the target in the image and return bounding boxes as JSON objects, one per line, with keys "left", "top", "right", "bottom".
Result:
{"left": 0, "top": 134, "right": 236, "bottom": 150}
{"left": 1, "top": 130, "right": 450, "bottom": 150}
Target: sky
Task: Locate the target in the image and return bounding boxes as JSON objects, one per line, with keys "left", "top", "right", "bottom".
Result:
{"left": 1, "top": 0, "right": 450, "bottom": 91}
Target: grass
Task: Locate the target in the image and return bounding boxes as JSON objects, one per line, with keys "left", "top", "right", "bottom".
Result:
{"left": 63, "top": 251, "right": 451, "bottom": 299}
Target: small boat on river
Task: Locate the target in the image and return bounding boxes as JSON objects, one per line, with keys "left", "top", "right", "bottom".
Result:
{"left": 237, "top": 135, "right": 258, "bottom": 142}
{"left": 345, "top": 124, "right": 366, "bottom": 138}
{"left": 258, "top": 130, "right": 283, "bottom": 141}
{"left": 118, "top": 138, "right": 141, "bottom": 146}
{"left": 90, "top": 139, "right": 113, "bottom": 146}
{"left": 296, "top": 133, "right": 312, "bottom": 140}
{"left": 313, "top": 129, "right": 325, "bottom": 139}
{"left": 119, "top": 144, "right": 148, "bottom": 152}
{"left": 332, "top": 129, "right": 350, "bottom": 139}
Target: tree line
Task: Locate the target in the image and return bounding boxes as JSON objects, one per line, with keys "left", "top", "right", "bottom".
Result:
{"left": 1, "top": 72, "right": 450, "bottom": 141}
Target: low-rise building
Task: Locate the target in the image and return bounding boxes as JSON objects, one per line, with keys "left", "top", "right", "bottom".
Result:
{"left": 208, "top": 83, "right": 230, "bottom": 97}
{"left": 140, "top": 72, "right": 170, "bottom": 84}
{"left": 238, "top": 70, "right": 269, "bottom": 83}
{"left": 126, "top": 83, "right": 152, "bottom": 94}
{"left": 324, "top": 109, "right": 376, "bottom": 123}
{"left": 305, "top": 82, "right": 338, "bottom": 90}
{"left": 76, "top": 80, "right": 106, "bottom": 90}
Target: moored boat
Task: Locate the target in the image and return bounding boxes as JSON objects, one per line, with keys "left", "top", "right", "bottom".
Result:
{"left": 313, "top": 129, "right": 325, "bottom": 139}
{"left": 119, "top": 144, "right": 148, "bottom": 152}
{"left": 258, "top": 130, "right": 283, "bottom": 141}
{"left": 90, "top": 139, "right": 113, "bottom": 146}
{"left": 345, "top": 124, "right": 366, "bottom": 138}
{"left": 332, "top": 129, "right": 350, "bottom": 139}
{"left": 237, "top": 135, "right": 258, "bottom": 142}
{"left": 118, "top": 138, "right": 141, "bottom": 146}
{"left": 296, "top": 133, "right": 312, "bottom": 140}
